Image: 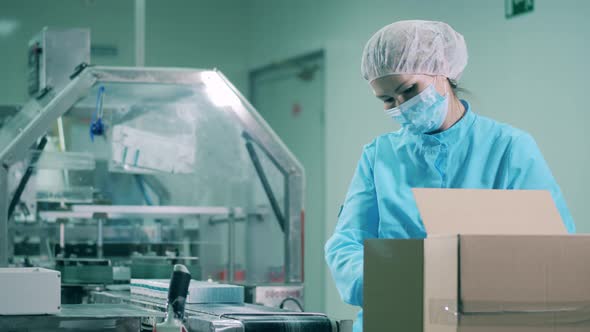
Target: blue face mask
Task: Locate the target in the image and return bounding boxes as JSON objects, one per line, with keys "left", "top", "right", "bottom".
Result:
{"left": 384, "top": 83, "right": 449, "bottom": 134}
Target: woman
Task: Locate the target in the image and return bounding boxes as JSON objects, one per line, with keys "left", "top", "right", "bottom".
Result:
{"left": 324, "top": 20, "right": 575, "bottom": 332}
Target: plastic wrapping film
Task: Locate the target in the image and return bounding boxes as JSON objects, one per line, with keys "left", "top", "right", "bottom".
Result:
{"left": 429, "top": 298, "right": 590, "bottom": 327}
{"left": 70, "top": 82, "right": 258, "bottom": 208}
{"left": 109, "top": 102, "right": 197, "bottom": 175}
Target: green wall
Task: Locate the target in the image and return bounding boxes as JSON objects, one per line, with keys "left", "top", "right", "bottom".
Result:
{"left": 144, "top": 0, "right": 250, "bottom": 91}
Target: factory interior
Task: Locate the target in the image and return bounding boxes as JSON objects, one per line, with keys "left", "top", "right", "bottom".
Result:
{"left": 1, "top": 1, "right": 590, "bottom": 331}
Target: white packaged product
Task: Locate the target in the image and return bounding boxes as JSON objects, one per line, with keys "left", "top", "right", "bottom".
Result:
{"left": 131, "top": 279, "right": 244, "bottom": 304}
{"left": 0, "top": 267, "right": 61, "bottom": 315}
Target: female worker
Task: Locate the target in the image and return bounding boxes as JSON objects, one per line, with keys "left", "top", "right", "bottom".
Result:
{"left": 324, "top": 20, "right": 575, "bottom": 332}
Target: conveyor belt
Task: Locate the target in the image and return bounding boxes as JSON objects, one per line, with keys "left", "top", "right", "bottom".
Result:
{"left": 93, "top": 291, "right": 336, "bottom": 332}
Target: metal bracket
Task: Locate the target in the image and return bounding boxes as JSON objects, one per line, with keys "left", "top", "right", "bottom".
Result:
{"left": 70, "top": 62, "right": 89, "bottom": 80}
{"left": 0, "top": 164, "right": 10, "bottom": 266}
{"left": 35, "top": 86, "right": 52, "bottom": 100}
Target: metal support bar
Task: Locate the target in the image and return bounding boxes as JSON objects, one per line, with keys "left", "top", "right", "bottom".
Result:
{"left": 59, "top": 221, "right": 66, "bottom": 254}
{"left": 8, "top": 136, "right": 47, "bottom": 219}
{"left": 40, "top": 205, "right": 240, "bottom": 222}
{"left": 97, "top": 218, "right": 104, "bottom": 259}
{"left": 245, "top": 141, "right": 286, "bottom": 232}
{"left": 284, "top": 175, "right": 291, "bottom": 282}
{"left": 227, "top": 215, "right": 235, "bottom": 283}
{"left": 0, "top": 165, "right": 9, "bottom": 266}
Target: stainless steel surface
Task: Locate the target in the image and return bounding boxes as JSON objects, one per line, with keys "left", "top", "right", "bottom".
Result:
{"left": 90, "top": 66, "right": 208, "bottom": 85}
{"left": 187, "top": 317, "right": 244, "bottom": 332}
{"left": 59, "top": 303, "right": 163, "bottom": 318}
{"left": 73, "top": 204, "right": 239, "bottom": 217}
{"left": 0, "top": 303, "right": 164, "bottom": 332}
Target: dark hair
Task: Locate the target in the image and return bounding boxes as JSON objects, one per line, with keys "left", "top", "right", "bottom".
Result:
{"left": 447, "top": 78, "right": 470, "bottom": 96}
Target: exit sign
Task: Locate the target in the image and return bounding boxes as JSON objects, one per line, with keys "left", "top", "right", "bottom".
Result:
{"left": 505, "top": 0, "right": 534, "bottom": 18}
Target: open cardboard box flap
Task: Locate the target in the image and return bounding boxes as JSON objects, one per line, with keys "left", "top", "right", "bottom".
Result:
{"left": 412, "top": 189, "right": 590, "bottom": 314}
{"left": 412, "top": 188, "right": 567, "bottom": 235}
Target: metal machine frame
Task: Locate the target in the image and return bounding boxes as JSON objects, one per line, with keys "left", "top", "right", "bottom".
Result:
{"left": 0, "top": 66, "right": 305, "bottom": 287}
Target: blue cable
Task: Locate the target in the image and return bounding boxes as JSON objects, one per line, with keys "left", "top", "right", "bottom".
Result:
{"left": 90, "top": 86, "right": 106, "bottom": 141}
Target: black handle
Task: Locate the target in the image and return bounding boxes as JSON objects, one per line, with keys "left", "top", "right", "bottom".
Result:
{"left": 168, "top": 264, "right": 191, "bottom": 320}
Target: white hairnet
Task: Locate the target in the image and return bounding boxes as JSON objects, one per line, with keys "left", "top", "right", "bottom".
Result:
{"left": 361, "top": 20, "right": 468, "bottom": 82}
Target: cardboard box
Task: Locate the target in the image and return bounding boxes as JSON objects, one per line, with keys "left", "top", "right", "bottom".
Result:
{"left": 364, "top": 189, "right": 590, "bottom": 332}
